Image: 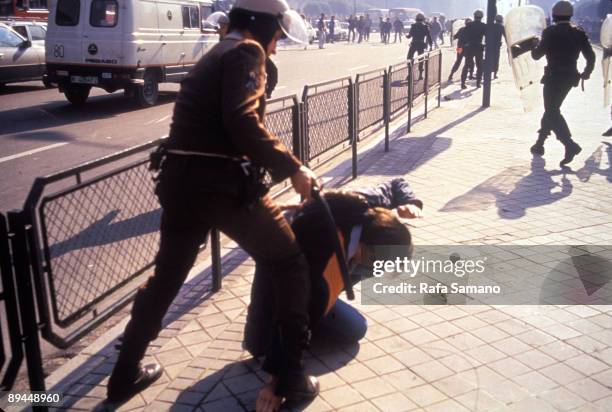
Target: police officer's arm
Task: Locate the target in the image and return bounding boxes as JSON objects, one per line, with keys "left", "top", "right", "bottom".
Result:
{"left": 580, "top": 31, "right": 596, "bottom": 79}
{"left": 221, "top": 41, "right": 301, "bottom": 182}
{"left": 531, "top": 28, "right": 549, "bottom": 60}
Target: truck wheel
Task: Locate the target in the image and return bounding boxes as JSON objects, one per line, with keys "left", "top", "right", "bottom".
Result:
{"left": 64, "top": 85, "right": 91, "bottom": 105}
{"left": 135, "top": 70, "right": 159, "bottom": 107}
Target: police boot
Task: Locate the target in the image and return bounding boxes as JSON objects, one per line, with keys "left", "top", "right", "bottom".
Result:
{"left": 447, "top": 75, "right": 453, "bottom": 82}
{"left": 530, "top": 135, "right": 547, "bottom": 156}
{"left": 560, "top": 140, "right": 582, "bottom": 166}
{"left": 275, "top": 323, "right": 319, "bottom": 401}
{"left": 107, "top": 363, "right": 163, "bottom": 404}
{"left": 603, "top": 126, "right": 612, "bottom": 137}
{"left": 461, "top": 83, "right": 467, "bottom": 90}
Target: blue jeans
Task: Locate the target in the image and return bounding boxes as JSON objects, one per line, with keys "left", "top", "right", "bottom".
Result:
{"left": 316, "top": 299, "right": 367, "bottom": 344}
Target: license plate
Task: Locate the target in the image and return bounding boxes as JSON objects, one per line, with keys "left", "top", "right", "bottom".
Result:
{"left": 70, "top": 75, "right": 98, "bottom": 85}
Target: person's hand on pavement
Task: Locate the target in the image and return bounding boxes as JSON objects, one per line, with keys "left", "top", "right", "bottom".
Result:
{"left": 397, "top": 204, "right": 423, "bottom": 219}
{"left": 256, "top": 377, "right": 282, "bottom": 412}
{"left": 291, "top": 166, "right": 319, "bottom": 201}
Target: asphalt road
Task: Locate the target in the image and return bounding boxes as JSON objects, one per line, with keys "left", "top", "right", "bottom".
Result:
{"left": 0, "top": 34, "right": 452, "bottom": 212}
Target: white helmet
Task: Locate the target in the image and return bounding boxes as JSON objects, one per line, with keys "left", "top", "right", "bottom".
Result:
{"left": 552, "top": 0, "right": 573, "bottom": 17}
{"left": 233, "top": 0, "right": 308, "bottom": 44}
{"left": 205, "top": 11, "right": 229, "bottom": 29}
{"left": 474, "top": 9, "right": 484, "bottom": 19}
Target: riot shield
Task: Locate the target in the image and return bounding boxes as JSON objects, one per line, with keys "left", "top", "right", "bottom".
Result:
{"left": 601, "top": 15, "right": 612, "bottom": 106}
{"left": 505, "top": 6, "right": 547, "bottom": 111}
{"left": 451, "top": 19, "right": 466, "bottom": 48}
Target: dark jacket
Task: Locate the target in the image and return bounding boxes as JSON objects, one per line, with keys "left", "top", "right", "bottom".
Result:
{"left": 408, "top": 22, "right": 432, "bottom": 47}
{"left": 462, "top": 20, "right": 486, "bottom": 49}
{"left": 454, "top": 26, "right": 468, "bottom": 48}
{"left": 167, "top": 33, "right": 300, "bottom": 182}
{"left": 532, "top": 22, "right": 595, "bottom": 82}
{"left": 489, "top": 23, "right": 505, "bottom": 47}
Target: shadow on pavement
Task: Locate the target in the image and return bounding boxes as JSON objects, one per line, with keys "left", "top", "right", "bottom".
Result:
{"left": 0, "top": 82, "right": 47, "bottom": 95}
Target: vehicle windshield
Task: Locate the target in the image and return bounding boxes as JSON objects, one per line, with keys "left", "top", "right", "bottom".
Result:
{"left": 91, "top": 0, "right": 118, "bottom": 27}
{"left": 56, "top": 0, "right": 80, "bottom": 26}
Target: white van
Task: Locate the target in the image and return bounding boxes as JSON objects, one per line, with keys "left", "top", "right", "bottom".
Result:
{"left": 44, "top": 0, "right": 218, "bottom": 106}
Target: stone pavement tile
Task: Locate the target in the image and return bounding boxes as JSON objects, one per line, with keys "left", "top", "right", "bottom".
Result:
{"left": 370, "top": 392, "right": 417, "bottom": 412}
{"left": 116, "top": 395, "right": 146, "bottom": 411}
{"left": 515, "top": 329, "right": 557, "bottom": 347}
{"left": 425, "top": 399, "right": 471, "bottom": 412}
{"left": 351, "top": 376, "right": 397, "bottom": 399}
{"left": 163, "top": 360, "right": 192, "bottom": 380}
{"left": 354, "top": 342, "right": 387, "bottom": 362}
{"left": 201, "top": 384, "right": 231, "bottom": 403}
{"left": 302, "top": 396, "right": 334, "bottom": 412}
{"left": 141, "top": 382, "right": 169, "bottom": 404}
{"left": 367, "top": 307, "right": 403, "bottom": 323}
{"left": 400, "top": 328, "right": 439, "bottom": 346}
{"left": 410, "top": 360, "right": 454, "bottom": 383}
{"left": 507, "top": 396, "right": 557, "bottom": 412}
{"left": 538, "top": 387, "right": 587, "bottom": 411}
{"left": 438, "top": 353, "right": 479, "bottom": 373}
{"left": 403, "top": 384, "right": 448, "bottom": 408}
{"left": 595, "top": 396, "right": 612, "bottom": 411}
{"left": 382, "top": 369, "right": 426, "bottom": 391}
{"left": 566, "top": 318, "right": 604, "bottom": 335}
{"left": 426, "top": 322, "right": 463, "bottom": 339}
{"left": 200, "top": 396, "right": 243, "bottom": 412}
{"left": 514, "top": 349, "right": 557, "bottom": 370}
{"left": 410, "top": 311, "right": 446, "bottom": 327}
{"left": 539, "top": 363, "right": 585, "bottom": 385}
{"left": 223, "top": 373, "right": 262, "bottom": 395}
{"left": 445, "top": 332, "right": 486, "bottom": 351}
{"left": 385, "top": 317, "right": 420, "bottom": 334}
{"left": 592, "top": 368, "right": 612, "bottom": 387}
{"left": 490, "top": 337, "right": 533, "bottom": 357}
{"left": 567, "top": 377, "right": 611, "bottom": 403}
{"left": 541, "top": 340, "right": 587, "bottom": 362}
{"left": 420, "top": 340, "right": 457, "bottom": 360}
{"left": 541, "top": 324, "right": 582, "bottom": 340}
{"left": 464, "top": 344, "right": 506, "bottom": 364}
{"left": 363, "top": 355, "right": 405, "bottom": 375}
{"left": 566, "top": 335, "right": 610, "bottom": 354}
{"left": 481, "top": 379, "right": 531, "bottom": 405}
{"left": 455, "top": 389, "right": 507, "bottom": 412}
{"left": 366, "top": 323, "right": 395, "bottom": 341}
{"left": 320, "top": 385, "right": 365, "bottom": 409}
{"left": 335, "top": 363, "right": 376, "bottom": 383}
{"left": 155, "top": 347, "right": 193, "bottom": 367}
{"left": 169, "top": 378, "right": 197, "bottom": 391}
{"left": 589, "top": 313, "right": 612, "bottom": 329}
{"left": 432, "top": 374, "right": 477, "bottom": 398}
{"left": 511, "top": 370, "right": 559, "bottom": 394}
{"left": 432, "top": 306, "right": 469, "bottom": 321}
{"left": 315, "top": 371, "right": 346, "bottom": 390}
{"left": 143, "top": 400, "right": 174, "bottom": 412}
{"left": 469, "top": 325, "right": 510, "bottom": 343}
{"left": 336, "top": 400, "right": 380, "bottom": 412}
{"left": 373, "top": 335, "right": 412, "bottom": 354}
{"left": 175, "top": 391, "right": 207, "bottom": 406}
{"left": 564, "top": 354, "right": 609, "bottom": 376}
{"left": 178, "top": 330, "right": 212, "bottom": 348}
{"left": 457, "top": 366, "right": 506, "bottom": 392}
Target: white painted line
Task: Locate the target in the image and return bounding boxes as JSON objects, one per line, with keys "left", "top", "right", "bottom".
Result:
{"left": 325, "top": 52, "right": 341, "bottom": 56}
{"left": 0, "top": 142, "right": 69, "bottom": 164}
{"left": 155, "top": 114, "right": 172, "bottom": 124}
{"left": 349, "top": 64, "right": 370, "bottom": 71}
{"left": 275, "top": 85, "right": 287, "bottom": 90}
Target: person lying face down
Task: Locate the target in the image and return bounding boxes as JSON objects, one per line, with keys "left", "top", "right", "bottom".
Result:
{"left": 245, "top": 178, "right": 422, "bottom": 411}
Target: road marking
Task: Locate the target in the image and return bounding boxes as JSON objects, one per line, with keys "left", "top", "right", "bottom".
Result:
{"left": 325, "top": 52, "right": 341, "bottom": 56}
{"left": 0, "top": 142, "right": 69, "bottom": 164}
{"left": 275, "top": 85, "right": 287, "bottom": 90}
{"left": 349, "top": 64, "right": 370, "bottom": 71}
{"left": 155, "top": 115, "right": 171, "bottom": 124}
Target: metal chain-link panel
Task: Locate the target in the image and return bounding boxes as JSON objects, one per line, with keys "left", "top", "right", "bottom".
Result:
{"left": 389, "top": 63, "right": 410, "bottom": 115}
{"left": 305, "top": 85, "right": 350, "bottom": 161}
{"left": 428, "top": 51, "right": 441, "bottom": 89}
{"left": 263, "top": 97, "right": 298, "bottom": 188}
{"left": 40, "top": 161, "right": 160, "bottom": 326}
{"left": 356, "top": 72, "right": 385, "bottom": 133}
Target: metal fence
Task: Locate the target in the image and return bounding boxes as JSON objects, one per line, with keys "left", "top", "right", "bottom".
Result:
{"left": 0, "top": 50, "right": 444, "bottom": 403}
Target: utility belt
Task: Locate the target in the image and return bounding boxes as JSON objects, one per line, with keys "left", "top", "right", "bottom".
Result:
{"left": 150, "top": 143, "right": 269, "bottom": 208}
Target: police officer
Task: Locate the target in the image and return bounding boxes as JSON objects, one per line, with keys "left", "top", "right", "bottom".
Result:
{"left": 530, "top": 0, "right": 595, "bottom": 166}
{"left": 407, "top": 13, "right": 432, "bottom": 80}
{"left": 489, "top": 15, "right": 506, "bottom": 79}
{"left": 105, "top": 0, "right": 320, "bottom": 406}
{"left": 448, "top": 18, "right": 473, "bottom": 82}
{"left": 461, "top": 9, "right": 486, "bottom": 89}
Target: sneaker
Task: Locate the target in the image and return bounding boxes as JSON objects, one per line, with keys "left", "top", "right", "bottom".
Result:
{"left": 107, "top": 363, "right": 163, "bottom": 404}
{"left": 476, "top": 81, "right": 481, "bottom": 88}
{"left": 277, "top": 374, "right": 320, "bottom": 402}
{"left": 560, "top": 142, "right": 582, "bottom": 166}
{"left": 530, "top": 143, "right": 545, "bottom": 156}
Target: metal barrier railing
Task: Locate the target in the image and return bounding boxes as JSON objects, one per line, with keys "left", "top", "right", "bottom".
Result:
{"left": 302, "top": 77, "right": 354, "bottom": 163}
{"left": 0, "top": 50, "right": 444, "bottom": 403}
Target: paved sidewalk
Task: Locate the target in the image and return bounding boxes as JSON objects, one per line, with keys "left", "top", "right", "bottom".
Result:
{"left": 46, "top": 52, "right": 612, "bottom": 412}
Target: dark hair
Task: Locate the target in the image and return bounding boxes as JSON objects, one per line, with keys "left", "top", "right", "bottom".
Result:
{"left": 552, "top": 15, "right": 571, "bottom": 23}
{"left": 361, "top": 207, "right": 413, "bottom": 258}
{"left": 228, "top": 8, "right": 282, "bottom": 50}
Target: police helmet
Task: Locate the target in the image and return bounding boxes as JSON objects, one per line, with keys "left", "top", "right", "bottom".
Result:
{"left": 416, "top": 13, "right": 425, "bottom": 22}
{"left": 233, "top": 0, "right": 308, "bottom": 43}
{"left": 552, "top": 0, "right": 573, "bottom": 18}
{"left": 205, "top": 11, "right": 229, "bottom": 29}
{"left": 474, "top": 9, "right": 484, "bottom": 19}
{"left": 495, "top": 15, "right": 503, "bottom": 23}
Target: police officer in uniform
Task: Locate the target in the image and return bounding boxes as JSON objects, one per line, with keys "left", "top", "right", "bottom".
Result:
{"left": 530, "top": 0, "right": 595, "bottom": 166}
{"left": 448, "top": 18, "right": 472, "bottom": 83}
{"left": 105, "top": 0, "right": 320, "bottom": 406}
{"left": 490, "top": 15, "right": 506, "bottom": 79}
{"left": 406, "top": 13, "right": 432, "bottom": 80}
{"left": 461, "top": 9, "right": 486, "bottom": 89}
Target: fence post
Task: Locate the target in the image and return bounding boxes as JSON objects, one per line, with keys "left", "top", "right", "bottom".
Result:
{"left": 301, "top": 87, "right": 310, "bottom": 167}
{"left": 349, "top": 79, "right": 357, "bottom": 179}
{"left": 292, "top": 98, "right": 303, "bottom": 163}
{"left": 438, "top": 52, "right": 443, "bottom": 108}
{"left": 7, "top": 211, "right": 47, "bottom": 410}
{"left": 383, "top": 70, "right": 390, "bottom": 152}
{"left": 407, "top": 61, "right": 413, "bottom": 133}
{"left": 211, "top": 229, "right": 222, "bottom": 292}
{"left": 354, "top": 75, "right": 360, "bottom": 143}
{"left": 424, "top": 55, "right": 429, "bottom": 119}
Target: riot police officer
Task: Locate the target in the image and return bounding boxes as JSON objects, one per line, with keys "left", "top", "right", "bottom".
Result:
{"left": 461, "top": 9, "right": 486, "bottom": 89}
{"left": 531, "top": 0, "right": 595, "bottom": 166}
{"left": 406, "top": 13, "right": 432, "bottom": 80}
{"left": 105, "top": 0, "right": 320, "bottom": 406}
{"left": 490, "top": 15, "right": 506, "bottom": 79}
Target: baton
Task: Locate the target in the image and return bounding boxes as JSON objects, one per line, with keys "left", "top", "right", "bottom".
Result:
{"left": 311, "top": 186, "right": 355, "bottom": 301}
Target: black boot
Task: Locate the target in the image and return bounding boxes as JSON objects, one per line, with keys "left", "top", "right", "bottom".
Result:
{"left": 560, "top": 141, "right": 582, "bottom": 166}
{"left": 107, "top": 363, "right": 163, "bottom": 404}
{"left": 276, "top": 374, "right": 320, "bottom": 401}
{"left": 461, "top": 83, "right": 467, "bottom": 90}
{"left": 530, "top": 135, "right": 546, "bottom": 156}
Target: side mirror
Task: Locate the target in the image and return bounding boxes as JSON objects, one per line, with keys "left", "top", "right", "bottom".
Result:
{"left": 20, "top": 39, "right": 32, "bottom": 48}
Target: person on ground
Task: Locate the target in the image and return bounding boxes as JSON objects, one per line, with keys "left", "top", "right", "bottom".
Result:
{"left": 105, "top": 0, "right": 320, "bottom": 407}
{"left": 530, "top": 0, "right": 595, "bottom": 166}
